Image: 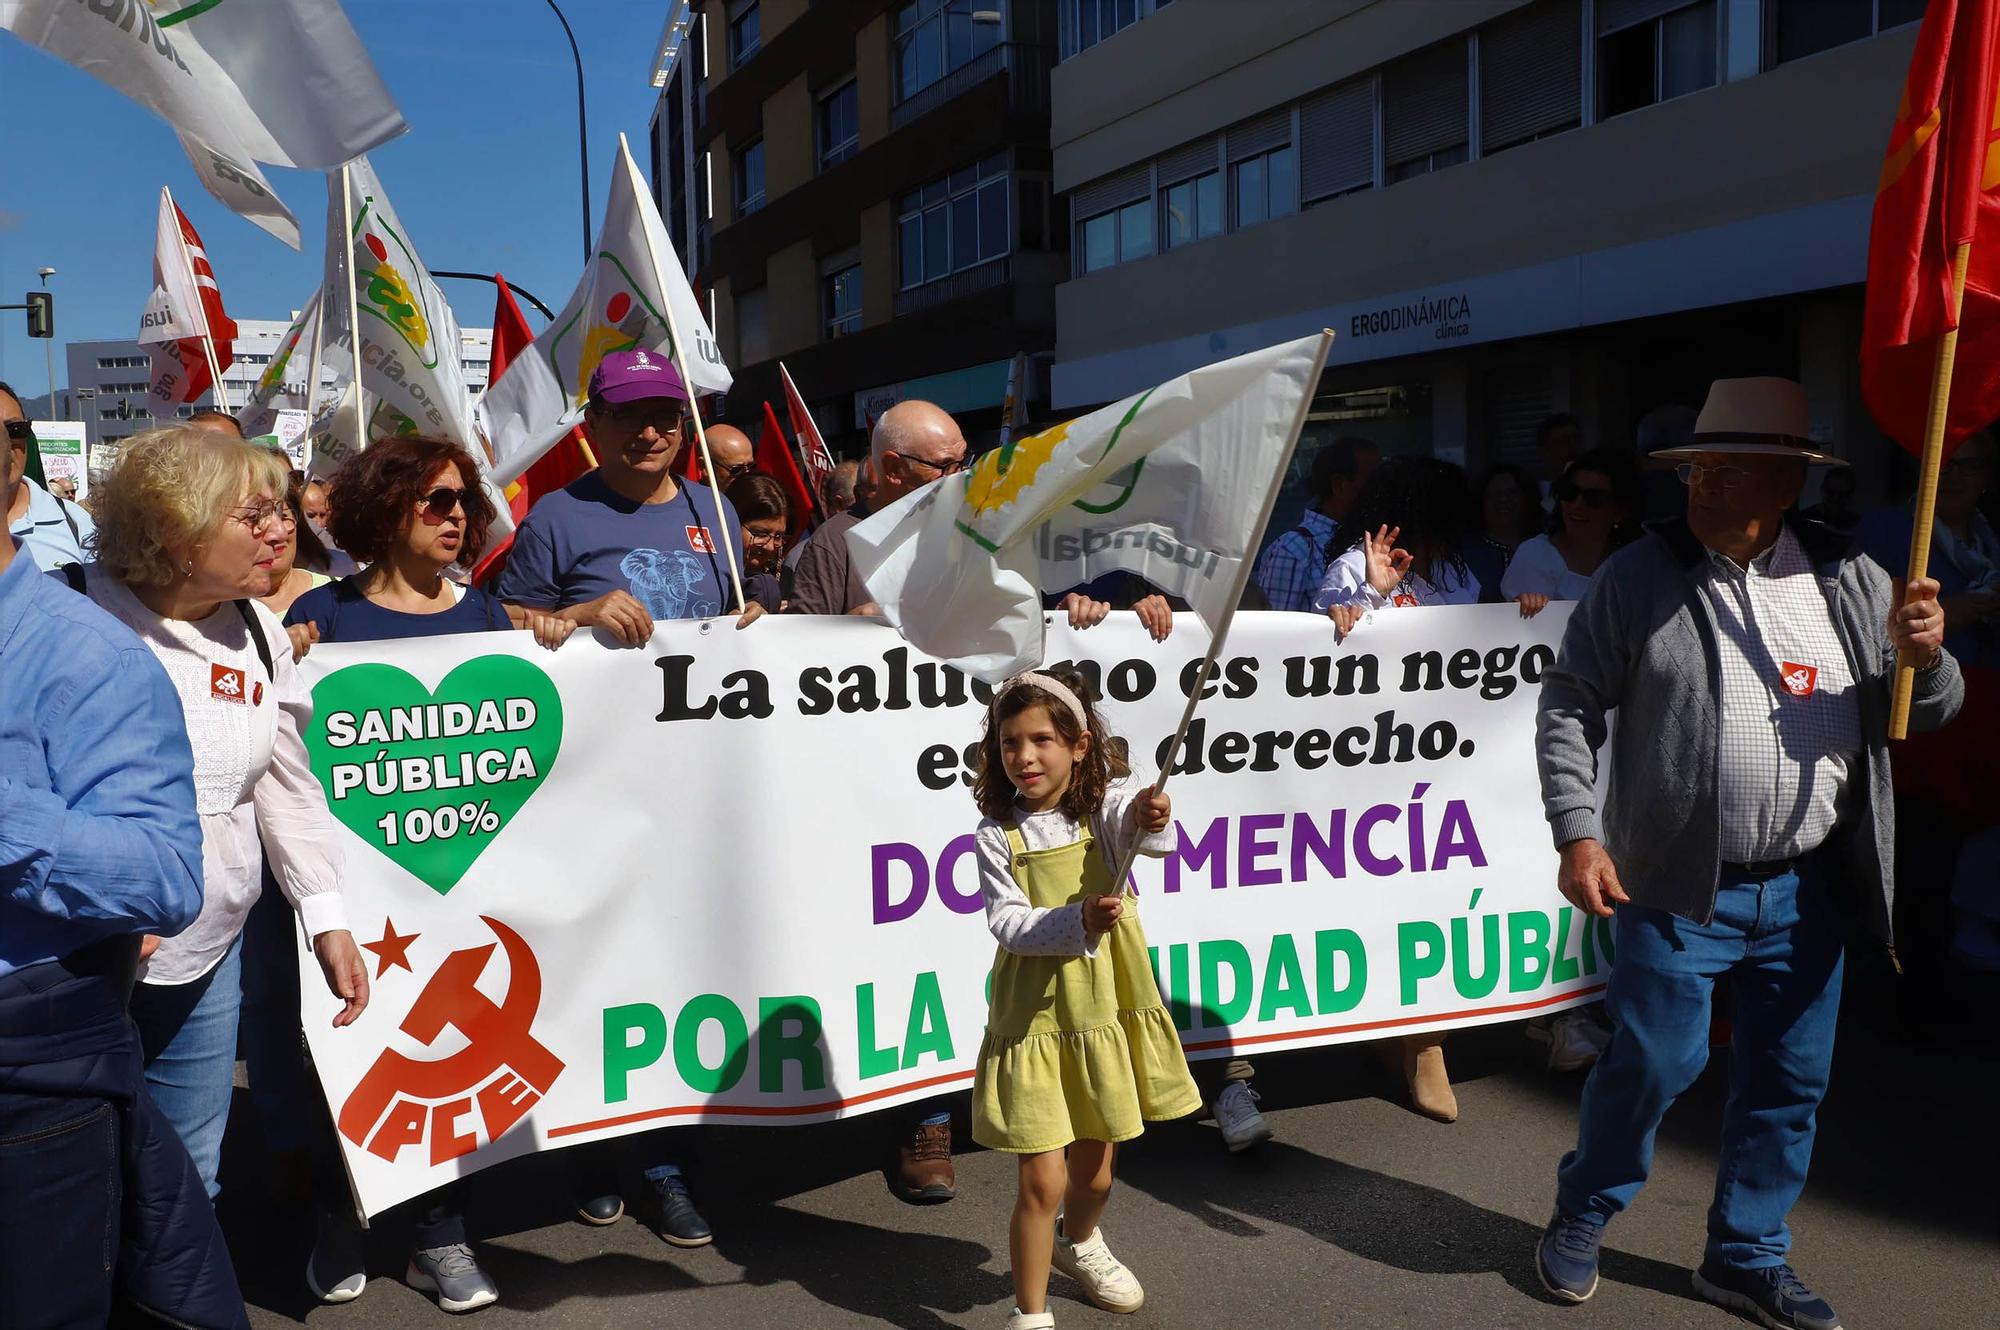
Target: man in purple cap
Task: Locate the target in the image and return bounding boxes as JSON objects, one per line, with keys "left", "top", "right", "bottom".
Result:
{"left": 495, "top": 348, "right": 764, "bottom": 638}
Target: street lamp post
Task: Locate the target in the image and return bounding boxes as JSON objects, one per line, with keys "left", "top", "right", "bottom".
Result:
{"left": 543, "top": 0, "right": 593, "bottom": 263}
{"left": 36, "top": 268, "right": 57, "bottom": 421}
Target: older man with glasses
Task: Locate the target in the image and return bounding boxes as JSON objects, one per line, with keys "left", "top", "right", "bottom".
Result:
{"left": 2, "top": 379, "right": 97, "bottom": 571}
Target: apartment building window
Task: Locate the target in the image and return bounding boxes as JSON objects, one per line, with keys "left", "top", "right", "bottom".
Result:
{"left": 897, "top": 154, "right": 1011, "bottom": 289}
{"left": 734, "top": 138, "right": 765, "bottom": 217}
{"left": 1162, "top": 171, "right": 1221, "bottom": 248}
{"left": 818, "top": 79, "right": 859, "bottom": 170}
{"left": 736, "top": 287, "right": 770, "bottom": 366}
{"left": 727, "top": 1, "right": 760, "bottom": 68}
{"left": 1079, "top": 199, "right": 1153, "bottom": 272}
{"left": 1770, "top": 0, "right": 1926, "bottom": 66}
{"left": 1480, "top": 0, "right": 1582, "bottom": 154}
{"left": 1060, "top": 0, "right": 1173, "bottom": 60}
{"left": 895, "top": 0, "right": 1003, "bottom": 104}
{"left": 1598, "top": 0, "right": 1717, "bottom": 120}
{"left": 823, "top": 263, "right": 862, "bottom": 338}
{"left": 1232, "top": 147, "right": 1296, "bottom": 227}
{"left": 1384, "top": 37, "right": 1470, "bottom": 183}
{"left": 1300, "top": 79, "right": 1376, "bottom": 204}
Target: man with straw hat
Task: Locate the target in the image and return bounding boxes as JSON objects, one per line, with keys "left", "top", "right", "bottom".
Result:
{"left": 1530, "top": 377, "right": 1962, "bottom": 1329}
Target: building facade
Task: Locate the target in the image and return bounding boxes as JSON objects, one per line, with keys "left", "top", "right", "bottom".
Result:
{"left": 65, "top": 321, "right": 493, "bottom": 454}
{"left": 653, "top": 0, "right": 1067, "bottom": 452}
{"left": 1050, "top": 0, "right": 1925, "bottom": 501}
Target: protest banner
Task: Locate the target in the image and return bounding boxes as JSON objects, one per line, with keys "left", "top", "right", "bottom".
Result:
{"left": 298, "top": 607, "right": 1598, "bottom": 1217}
{"left": 31, "top": 420, "right": 87, "bottom": 503}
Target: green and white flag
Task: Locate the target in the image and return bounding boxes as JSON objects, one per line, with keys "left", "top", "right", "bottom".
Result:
{"left": 0, "top": 0, "right": 404, "bottom": 247}
{"left": 478, "top": 134, "right": 731, "bottom": 486}
{"left": 238, "top": 288, "right": 320, "bottom": 439}
{"left": 847, "top": 332, "right": 1332, "bottom": 681}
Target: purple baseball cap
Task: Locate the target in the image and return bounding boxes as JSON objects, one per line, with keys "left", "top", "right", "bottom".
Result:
{"left": 588, "top": 347, "right": 689, "bottom": 404}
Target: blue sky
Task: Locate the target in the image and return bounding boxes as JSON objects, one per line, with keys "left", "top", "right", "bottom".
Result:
{"left": 0, "top": 0, "right": 674, "bottom": 401}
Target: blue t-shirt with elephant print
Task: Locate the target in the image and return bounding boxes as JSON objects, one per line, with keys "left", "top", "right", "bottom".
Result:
{"left": 494, "top": 471, "right": 745, "bottom": 620}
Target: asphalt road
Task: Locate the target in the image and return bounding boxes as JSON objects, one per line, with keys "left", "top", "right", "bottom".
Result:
{"left": 221, "top": 977, "right": 1998, "bottom": 1329}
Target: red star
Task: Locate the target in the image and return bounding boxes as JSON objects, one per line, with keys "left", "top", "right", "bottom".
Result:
{"left": 362, "top": 918, "right": 420, "bottom": 978}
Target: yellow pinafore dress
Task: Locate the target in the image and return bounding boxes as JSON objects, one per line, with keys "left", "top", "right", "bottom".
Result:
{"left": 971, "top": 817, "right": 1201, "bottom": 1153}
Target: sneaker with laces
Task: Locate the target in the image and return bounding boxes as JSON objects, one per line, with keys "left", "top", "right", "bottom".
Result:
{"left": 1546, "top": 1009, "right": 1610, "bottom": 1073}
{"left": 1213, "top": 1080, "right": 1274, "bottom": 1153}
{"left": 1004, "top": 1310, "right": 1055, "bottom": 1329}
{"left": 648, "top": 1171, "right": 713, "bottom": 1248}
{"left": 1535, "top": 1210, "right": 1605, "bottom": 1303}
{"left": 407, "top": 1243, "right": 499, "bottom": 1314}
{"left": 305, "top": 1209, "right": 367, "bottom": 1304}
{"left": 1051, "top": 1218, "right": 1145, "bottom": 1313}
{"left": 1693, "top": 1260, "right": 1842, "bottom": 1330}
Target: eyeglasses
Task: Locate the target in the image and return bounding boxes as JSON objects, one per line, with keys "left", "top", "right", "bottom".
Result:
{"left": 1555, "top": 483, "right": 1615, "bottom": 507}
{"left": 903, "top": 452, "right": 966, "bottom": 477}
{"left": 419, "top": 486, "right": 468, "bottom": 520}
{"left": 1676, "top": 462, "right": 1748, "bottom": 490}
{"left": 229, "top": 500, "right": 290, "bottom": 534}
{"left": 3, "top": 420, "right": 31, "bottom": 442}
{"left": 711, "top": 460, "right": 755, "bottom": 484}
{"left": 741, "top": 525, "right": 787, "bottom": 548}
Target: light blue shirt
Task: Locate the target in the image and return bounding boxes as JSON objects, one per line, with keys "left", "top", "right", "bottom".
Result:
{"left": 0, "top": 543, "right": 203, "bottom": 978}
{"left": 8, "top": 478, "right": 97, "bottom": 571}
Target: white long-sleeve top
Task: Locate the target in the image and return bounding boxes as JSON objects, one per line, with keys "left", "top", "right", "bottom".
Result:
{"left": 974, "top": 784, "right": 1176, "bottom": 958}
{"left": 85, "top": 568, "right": 345, "bottom": 985}
{"left": 1310, "top": 546, "right": 1481, "bottom": 612}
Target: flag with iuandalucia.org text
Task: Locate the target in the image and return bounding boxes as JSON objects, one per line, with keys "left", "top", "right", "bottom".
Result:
{"left": 477, "top": 134, "right": 732, "bottom": 487}
{"left": 846, "top": 331, "right": 1332, "bottom": 682}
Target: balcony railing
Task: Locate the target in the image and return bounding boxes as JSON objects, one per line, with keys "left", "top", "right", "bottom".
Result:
{"left": 893, "top": 254, "right": 1012, "bottom": 318}
{"left": 890, "top": 42, "right": 1051, "bottom": 130}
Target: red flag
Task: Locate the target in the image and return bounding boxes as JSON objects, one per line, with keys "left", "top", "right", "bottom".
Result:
{"left": 757, "top": 401, "right": 816, "bottom": 535}
{"left": 779, "top": 362, "right": 837, "bottom": 497}
{"left": 472, "top": 275, "right": 595, "bottom": 584}
{"left": 1861, "top": 0, "right": 2000, "bottom": 455}
{"left": 143, "top": 200, "right": 238, "bottom": 407}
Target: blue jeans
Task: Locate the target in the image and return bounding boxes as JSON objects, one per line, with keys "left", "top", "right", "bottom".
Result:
{"left": 129, "top": 935, "right": 244, "bottom": 1200}
{"left": 1556, "top": 860, "right": 1845, "bottom": 1270}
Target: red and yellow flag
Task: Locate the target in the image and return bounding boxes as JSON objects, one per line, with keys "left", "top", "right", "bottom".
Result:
{"left": 1861, "top": 0, "right": 2000, "bottom": 455}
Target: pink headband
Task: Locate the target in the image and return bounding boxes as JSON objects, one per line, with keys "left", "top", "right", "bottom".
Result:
{"left": 996, "top": 671, "right": 1089, "bottom": 731}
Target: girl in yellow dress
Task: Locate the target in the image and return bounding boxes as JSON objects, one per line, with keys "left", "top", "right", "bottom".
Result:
{"left": 969, "top": 667, "right": 1201, "bottom": 1329}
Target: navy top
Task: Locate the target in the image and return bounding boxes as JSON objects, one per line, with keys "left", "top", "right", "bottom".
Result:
{"left": 491, "top": 472, "right": 745, "bottom": 620}
{"left": 285, "top": 575, "right": 511, "bottom": 643}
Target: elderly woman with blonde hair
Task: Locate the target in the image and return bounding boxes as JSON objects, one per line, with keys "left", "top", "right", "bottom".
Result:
{"left": 71, "top": 423, "right": 367, "bottom": 1201}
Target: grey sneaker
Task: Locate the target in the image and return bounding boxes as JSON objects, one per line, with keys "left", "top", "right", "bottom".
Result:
{"left": 305, "top": 1209, "right": 366, "bottom": 1304}
{"left": 1213, "top": 1079, "right": 1273, "bottom": 1152}
{"left": 407, "top": 1243, "right": 499, "bottom": 1314}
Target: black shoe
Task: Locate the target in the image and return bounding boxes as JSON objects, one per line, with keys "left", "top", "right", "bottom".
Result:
{"left": 574, "top": 1192, "right": 625, "bottom": 1226}
{"left": 1693, "top": 1260, "right": 1842, "bottom": 1330}
{"left": 647, "top": 1172, "right": 712, "bottom": 1248}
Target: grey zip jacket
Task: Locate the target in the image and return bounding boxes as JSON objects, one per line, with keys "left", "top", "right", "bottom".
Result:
{"left": 1537, "top": 516, "right": 1963, "bottom": 945}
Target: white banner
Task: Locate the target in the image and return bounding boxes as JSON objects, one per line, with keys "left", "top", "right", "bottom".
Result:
{"left": 297, "top": 608, "right": 1601, "bottom": 1217}
{"left": 33, "top": 420, "right": 88, "bottom": 504}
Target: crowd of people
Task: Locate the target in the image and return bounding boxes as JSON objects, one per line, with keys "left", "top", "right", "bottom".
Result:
{"left": 0, "top": 355, "right": 1982, "bottom": 1330}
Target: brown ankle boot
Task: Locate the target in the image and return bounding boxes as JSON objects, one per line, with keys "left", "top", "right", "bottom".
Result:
{"left": 1401, "top": 1033, "right": 1458, "bottom": 1123}
{"left": 887, "top": 1118, "right": 956, "bottom": 1204}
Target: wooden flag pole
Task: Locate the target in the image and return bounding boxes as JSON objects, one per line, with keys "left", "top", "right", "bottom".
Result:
{"left": 1102, "top": 330, "right": 1335, "bottom": 892}
{"left": 1889, "top": 238, "right": 1971, "bottom": 739}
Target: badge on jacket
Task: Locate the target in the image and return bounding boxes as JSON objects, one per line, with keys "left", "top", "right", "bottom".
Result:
{"left": 686, "top": 525, "right": 716, "bottom": 554}
{"left": 1779, "top": 662, "right": 1818, "bottom": 698}
{"left": 211, "top": 663, "right": 247, "bottom": 705}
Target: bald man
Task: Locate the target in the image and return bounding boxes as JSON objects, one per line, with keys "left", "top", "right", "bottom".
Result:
{"left": 789, "top": 399, "right": 966, "bottom": 617}
{"left": 188, "top": 409, "right": 244, "bottom": 439}
{"left": 702, "top": 423, "right": 756, "bottom": 491}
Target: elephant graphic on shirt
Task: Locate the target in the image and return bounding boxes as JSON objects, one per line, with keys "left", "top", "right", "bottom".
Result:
{"left": 620, "top": 547, "right": 717, "bottom": 620}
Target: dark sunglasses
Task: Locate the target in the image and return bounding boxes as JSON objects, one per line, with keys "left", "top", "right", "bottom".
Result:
{"left": 1555, "top": 482, "right": 1614, "bottom": 507}
{"left": 419, "top": 486, "right": 469, "bottom": 519}
{"left": 3, "top": 420, "right": 32, "bottom": 442}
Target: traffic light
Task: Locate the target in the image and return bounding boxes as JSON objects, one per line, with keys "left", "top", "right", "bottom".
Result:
{"left": 25, "top": 291, "right": 53, "bottom": 339}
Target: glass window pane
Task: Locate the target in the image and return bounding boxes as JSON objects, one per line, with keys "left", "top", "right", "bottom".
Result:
{"left": 1197, "top": 171, "right": 1222, "bottom": 238}
{"left": 1084, "top": 213, "right": 1116, "bottom": 271}
{"left": 950, "top": 167, "right": 977, "bottom": 195}
{"left": 1078, "top": 0, "right": 1098, "bottom": 49}
{"left": 978, "top": 179, "right": 1008, "bottom": 260}
{"left": 924, "top": 206, "right": 950, "bottom": 280}
{"left": 918, "top": 17, "right": 943, "bottom": 88}
{"left": 1116, "top": 0, "right": 1138, "bottom": 28}
{"left": 951, "top": 193, "right": 978, "bottom": 270}
{"left": 898, "top": 38, "right": 922, "bottom": 97}
{"left": 1119, "top": 198, "right": 1154, "bottom": 260}
{"left": 1236, "top": 157, "right": 1266, "bottom": 226}
{"left": 1660, "top": 1, "right": 1717, "bottom": 101}
{"left": 897, "top": 2, "right": 923, "bottom": 36}
{"left": 1163, "top": 181, "right": 1190, "bottom": 248}
{"left": 1268, "top": 146, "right": 1297, "bottom": 218}
{"left": 900, "top": 216, "right": 924, "bottom": 287}
{"left": 947, "top": 4, "right": 973, "bottom": 69}
{"left": 971, "top": 3, "right": 1001, "bottom": 58}
{"left": 923, "top": 177, "right": 949, "bottom": 206}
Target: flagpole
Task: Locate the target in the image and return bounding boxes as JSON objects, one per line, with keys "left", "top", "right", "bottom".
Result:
{"left": 620, "top": 134, "right": 747, "bottom": 615}
{"left": 1103, "top": 330, "right": 1335, "bottom": 891}
{"left": 166, "top": 187, "right": 231, "bottom": 414}
{"left": 1889, "top": 239, "right": 1971, "bottom": 739}
{"left": 340, "top": 165, "right": 370, "bottom": 451}
{"left": 303, "top": 289, "right": 328, "bottom": 449}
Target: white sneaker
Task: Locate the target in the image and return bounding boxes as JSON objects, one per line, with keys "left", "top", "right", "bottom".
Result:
{"left": 1547, "top": 1009, "right": 1609, "bottom": 1073}
{"left": 1051, "top": 1219, "right": 1145, "bottom": 1313}
{"left": 1213, "top": 1079, "right": 1273, "bottom": 1153}
{"left": 1005, "top": 1311, "right": 1056, "bottom": 1329}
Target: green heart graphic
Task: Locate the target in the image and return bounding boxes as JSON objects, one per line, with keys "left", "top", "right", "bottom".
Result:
{"left": 307, "top": 656, "right": 564, "bottom": 894}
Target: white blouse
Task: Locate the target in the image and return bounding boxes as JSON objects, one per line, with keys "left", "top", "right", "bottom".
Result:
{"left": 1310, "top": 546, "right": 1482, "bottom": 612}
{"left": 1501, "top": 534, "right": 1598, "bottom": 602}
{"left": 974, "top": 784, "right": 1176, "bottom": 957}
{"left": 85, "top": 569, "right": 346, "bottom": 985}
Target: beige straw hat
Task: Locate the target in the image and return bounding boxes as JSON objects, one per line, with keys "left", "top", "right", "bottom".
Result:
{"left": 1652, "top": 377, "right": 1846, "bottom": 466}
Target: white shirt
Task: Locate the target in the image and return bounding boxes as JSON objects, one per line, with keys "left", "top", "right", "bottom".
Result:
{"left": 1310, "top": 546, "right": 1481, "bottom": 612}
{"left": 85, "top": 569, "right": 346, "bottom": 984}
{"left": 1697, "top": 527, "right": 1863, "bottom": 863}
{"left": 975, "top": 785, "right": 1175, "bottom": 957}
{"left": 1501, "top": 534, "right": 1598, "bottom": 602}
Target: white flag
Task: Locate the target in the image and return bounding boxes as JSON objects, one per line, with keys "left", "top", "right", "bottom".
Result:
{"left": 478, "top": 134, "right": 731, "bottom": 486}
{"left": 0, "top": 0, "right": 405, "bottom": 247}
{"left": 321, "top": 158, "right": 477, "bottom": 453}
{"left": 846, "top": 332, "right": 1332, "bottom": 681}
{"left": 238, "top": 289, "right": 320, "bottom": 438}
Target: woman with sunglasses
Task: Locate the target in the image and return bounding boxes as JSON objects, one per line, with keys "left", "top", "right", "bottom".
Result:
{"left": 69, "top": 424, "right": 369, "bottom": 1203}
{"left": 1502, "top": 447, "right": 1642, "bottom": 618}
